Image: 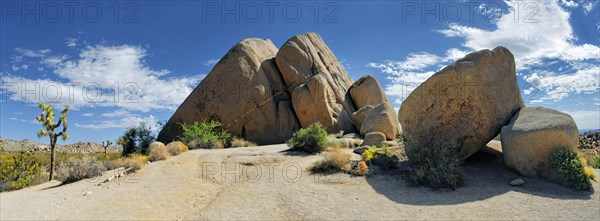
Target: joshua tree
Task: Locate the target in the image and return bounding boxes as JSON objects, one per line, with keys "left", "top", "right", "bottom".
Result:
{"left": 36, "top": 102, "right": 69, "bottom": 181}
{"left": 102, "top": 140, "right": 113, "bottom": 154}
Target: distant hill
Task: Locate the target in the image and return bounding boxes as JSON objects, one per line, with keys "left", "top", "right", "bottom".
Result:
{"left": 0, "top": 136, "right": 121, "bottom": 154}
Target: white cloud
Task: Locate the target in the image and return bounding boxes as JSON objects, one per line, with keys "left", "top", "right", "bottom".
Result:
{"left": 437, "top": 0, "right": 599, "bottom": 68}
{"left": 202, "top": 58, "right": 219, "bottom": 67}
{"left": 436, "top": 0, "right": 599, "bottom": 102}
{"left": 12, "top": 64, "right": 28, "bottom": 71}
{"left": 367, "top": 48, "right": 470, "bottom": 105}
{"left": 81, "top": 113, "right": 94, "bottom": 117}
{"left": 75, "top": 109, "right": 159, "bottom": 131}
{"left": 66, "top": 38, "right": 77, "bottom": 47}
{"left": 560, "top": 0, "right": 579, "bottom": 7}
{"left": 583, "top": 2, "right": 596, "bottom": 14}
{"left": 1, "top": 44, "right": 205, "bottom": 112}
{"left": 523, "top": 66, "right": 599, "bottom": 101}
{"left": 567, "top": 110, "right": 600, "bottom": 129}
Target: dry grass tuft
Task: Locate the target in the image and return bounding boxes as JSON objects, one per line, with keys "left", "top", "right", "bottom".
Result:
{"left": 230, "top": 137, "right": 257, "bottom": 148}
{"left": 148, "top": 142, "right": 170, "bottom": 162}
{"left": 123, "top": 154, "right": 148, "bottom": 172}
{"left": 310, "top": 148, "right": 351, "bottom": 173}
{"left": 166, "top": 141, "right": 189, "bottom": 156}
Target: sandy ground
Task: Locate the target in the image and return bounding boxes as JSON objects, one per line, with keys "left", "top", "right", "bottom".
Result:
{"left": 1, "top": 142, "right": 599, "bottom": 220}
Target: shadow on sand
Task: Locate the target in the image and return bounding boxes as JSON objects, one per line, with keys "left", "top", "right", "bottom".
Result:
{"left": 366, "top": 145, "right": 595, "bottom": 205}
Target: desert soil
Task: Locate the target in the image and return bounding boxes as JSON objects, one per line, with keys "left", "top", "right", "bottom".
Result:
{"left": 1, "top": 142, "right": 599, "bottom": 220}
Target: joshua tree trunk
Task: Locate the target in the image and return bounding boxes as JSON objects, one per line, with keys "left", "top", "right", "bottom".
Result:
{"left": 49, "top": 136, "right": 57, "bottom": 181}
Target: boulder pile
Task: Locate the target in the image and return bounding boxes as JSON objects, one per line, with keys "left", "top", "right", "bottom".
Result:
{"left": 157, "top": 33, "right": 399, "bottom": 145}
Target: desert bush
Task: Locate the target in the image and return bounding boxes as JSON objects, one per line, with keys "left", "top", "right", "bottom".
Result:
{"left": 148, "top": 142, "right": 170, "bottom": 162}
{"left": 287, "top": 123, "right": 327, "bottom": 154}
{"left": 361, "top": 145, "right": 398, "bottom": 170}
{"left": 230, "top": 137, "right": 257, "bottom": 148}
{"left": 123, "top": 154, "right": 148, "bottom": 172}
{"left": 166, "top": 141, "right": 189, "bottom": 155}
{"left": 179, "top": 120, "right": 231, "bottom": 149}
{"left": 119, "top": 123, "right": 155, "bottom": 156}
{"left": 0, "top": 151, "right": 44, "bottom": 191}
{"left": 56, "top": 157, "right": 106, "bottom": 183}
{"left": 551, "top": 148, "right": 592, "bottom": 191}
{"left": 310, "top": 148, "right": 351, "bottom": 173}
{"left": 593, "top": 157, "right": 600, "bottom": 169}
{"left": 104, "top": 159, "right": 124, "bottom": 170}
{"left": 403, "top": 130, "right": 463, "bottom": 189}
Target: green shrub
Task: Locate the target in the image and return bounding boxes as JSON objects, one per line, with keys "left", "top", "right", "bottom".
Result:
{"left": 0, "top": 151, "right": 45, "bottom": 191}
{"left": 551, "top": 148, "right": 592, "bottom": 191}
{"left": 287, "top": 123, "right": 327, "bottom": 154}
{"left": 593, "top": 157, "right": 600, "bottom": 169}
{"left": 403, "top": 131, "right": 463, "bottom": 189}
{"left": 179, "top": 120, "right": 231, "bottom": 149}
{"left": 56, "top": 157, "right": 106, "bottom": 183}
{"left": 118, "top": 123, "right": 155, "bottom": 156}
{"left": 361, "top": 145, "right": 399, "bottom": 170}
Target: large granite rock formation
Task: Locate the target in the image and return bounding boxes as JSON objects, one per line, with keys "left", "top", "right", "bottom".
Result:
{"left": 158, "top": 33, "right": 399, "bottom": 145}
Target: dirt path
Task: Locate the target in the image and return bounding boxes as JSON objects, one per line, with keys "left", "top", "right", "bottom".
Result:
{"left": 2, "top": 143, "right": 599, "bottom": 220}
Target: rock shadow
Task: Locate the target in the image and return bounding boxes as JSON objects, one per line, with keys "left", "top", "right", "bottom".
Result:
{"left": 366, "top": 145, "right": 594, "bottom": 206}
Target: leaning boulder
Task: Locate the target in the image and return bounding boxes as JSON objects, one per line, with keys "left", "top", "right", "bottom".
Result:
{"left": 501, "top": 107, "right": 579, "bottom": 179}
{"left": 348, "top": 75, "right": 389, "bottom": 108}
{"left": 399, "top": 47, "right": 525, "bottom": 160}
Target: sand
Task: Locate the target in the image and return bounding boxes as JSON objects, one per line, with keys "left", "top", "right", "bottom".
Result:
{"left": 1, "top": 142, "right": 599, "bottom": 220}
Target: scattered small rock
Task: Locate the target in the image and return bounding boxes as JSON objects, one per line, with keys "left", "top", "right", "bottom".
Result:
{"left": 353, "top": 146, "right": 371, "bottom": 155}
{"left": 84, "top": 191, "right": 93, "bottom": 196}
{"left": 510, "top": 178, "right": 524, "bottom": 186}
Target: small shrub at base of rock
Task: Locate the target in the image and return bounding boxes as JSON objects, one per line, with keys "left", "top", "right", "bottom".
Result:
{"left": 179, "top": 120, "right": 231, "bottom": 149}
{"left": 310, "top": 149, "right": 351, "bottom": 173}
{"left": 148, "top": 142, "right": 170, "bottom": 162}
{"left": 551, "top": 148, "right": 592, "bottom": 191}
{"left": 287, "top": 123, "right": 327, "bottom": 154}
{"left": 404, "top": 131, "right": 464, "bottom": 189}
{"left": 57, "top": 157, "right": 106, "bottom": 183}
{"left": 230, "top": 137, "right": 257, "bottom": 148}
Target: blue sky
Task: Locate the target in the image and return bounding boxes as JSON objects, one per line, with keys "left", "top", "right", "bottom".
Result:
{"left": 1, "top": 0, "right": 599, "bottom": 144}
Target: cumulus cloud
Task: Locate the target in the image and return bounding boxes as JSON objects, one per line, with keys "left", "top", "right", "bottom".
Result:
{"left": 202, "top": 58, "right": 219, "bottom": 67}
{"left": 1, "top": 44, "right": 204, "bottom": 112}
{"left": 436, "top": 0, "right": 599, "bottom": 102}
{"left": 367, "top": 48, "right": 470, "bottom": 105}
